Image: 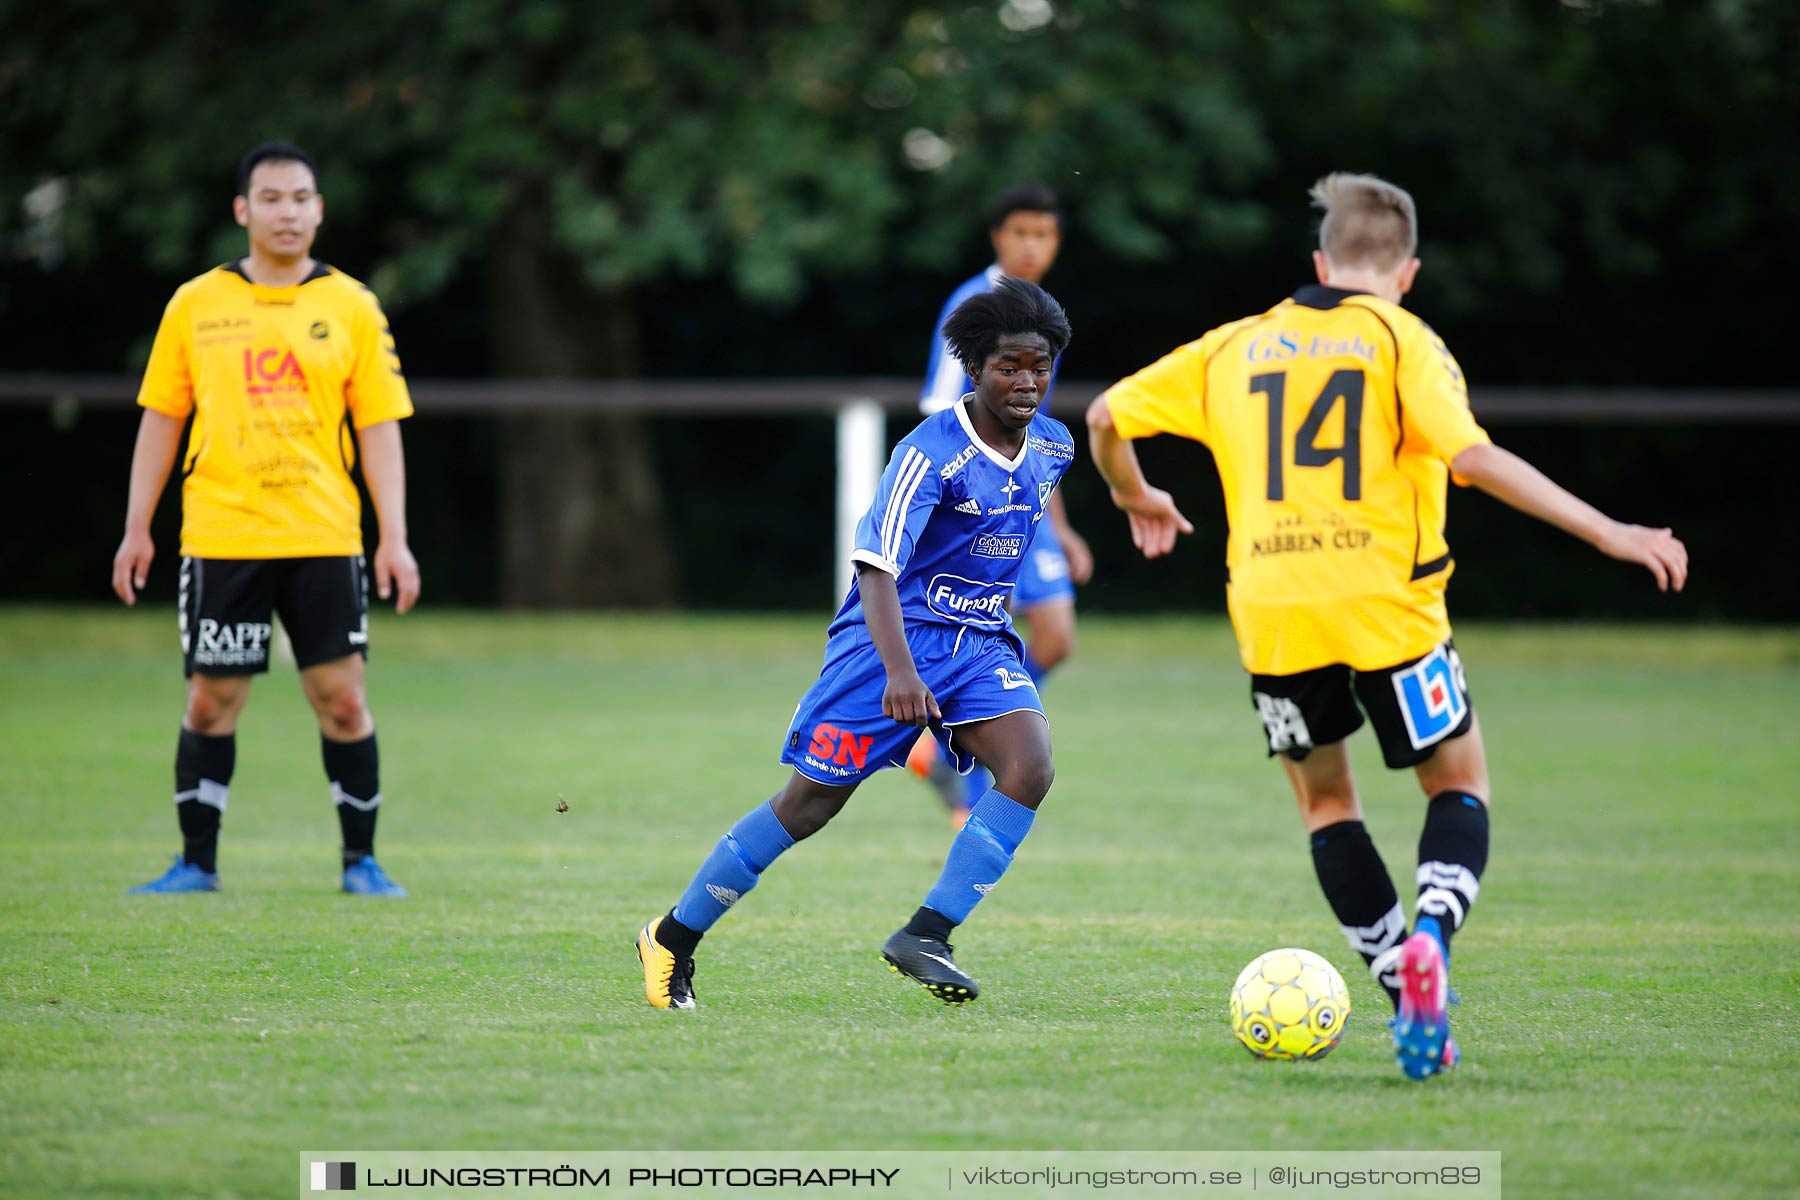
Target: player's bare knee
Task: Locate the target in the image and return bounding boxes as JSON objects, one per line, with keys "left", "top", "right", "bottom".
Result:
{"left": 184, "top": 678, "right": 246, "bottom": 733}
{"left": 1294, "top": 784, "right": 1359, "bottom": 828}
{"left": 771, "top": 780, "right": 850, "bottom": 841}
{"left": 1415, "top": 731, "right": 1489, "bottom": 804}
{"left": 310, "top": 683, "right": 370, "bottom": 740}
{"left": 996, "top": 756, "right": 1054, "bottom": 809}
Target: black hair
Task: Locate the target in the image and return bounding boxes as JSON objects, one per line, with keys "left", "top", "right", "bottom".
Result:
{"left": 988, "top": 181, "right": 1060, "bottom": 230}
{"left": 942, "top": 275, "right": 1072, "bottom": 376}
{"left": 236, "top": 141, "right": 319, "bottom": 197}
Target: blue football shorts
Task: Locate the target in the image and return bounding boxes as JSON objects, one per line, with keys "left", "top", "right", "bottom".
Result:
{"left": 1012, "top": 518, "right": 1075, "bottom": 611}
{"left": 781, "top": 622, "right": 1047, "bottom": 785}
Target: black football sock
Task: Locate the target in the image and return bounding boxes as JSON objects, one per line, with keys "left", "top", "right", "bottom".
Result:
{"left": 903, "top": 906, "right": 956, "bottom": 943}
{"left": 1415, "top": 791, "right": 1490, "bottom": 958}
{"left": 323, "top": 733, "right": 381, "bottom": 868}
{"left": 175, "top": 729, "right": 235, "bottom": 874}
{"left": 655, "top": 910, "right": 703, "bottom": 958}
{"left": 1310, "top": 820, "right": 1406, "bottom": 1008}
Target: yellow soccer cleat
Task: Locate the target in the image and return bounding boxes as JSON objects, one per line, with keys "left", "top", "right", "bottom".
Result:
{"left": 636, "top": 916, "right": 697, "bottom": 1011}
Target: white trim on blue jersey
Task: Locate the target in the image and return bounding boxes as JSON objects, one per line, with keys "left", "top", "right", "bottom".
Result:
{"left": 953, "top": 396, "right": 1028, "bottom": 471}
{"left": 920, "top": 265, "right": 1004, "bottom": 414}
{"left": 850, "top": 442, "right": 941, "bottom": 580}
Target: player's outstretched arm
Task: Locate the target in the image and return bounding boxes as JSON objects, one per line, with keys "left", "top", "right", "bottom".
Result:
{"left": 112, "top": 409, "right": 186, "bottom": 605}
{"left": 1085, "top": 396, "right": 1194, "bottom": 560}
{"left": 1451, "top": 442, "right": 1689, "bottom": 592}
{"left": 358, "top": 420, "right": 421, "bottom": 614}
{"left": 856, "top": 563, "right": 940, "bottom": 727}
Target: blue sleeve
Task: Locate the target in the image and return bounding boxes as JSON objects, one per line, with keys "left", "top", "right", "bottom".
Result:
{"left": 920, "top": 294, "right": 968, "bottom": 414}
{"left": 850, "top": 440, "right": 943, "bottom": 576}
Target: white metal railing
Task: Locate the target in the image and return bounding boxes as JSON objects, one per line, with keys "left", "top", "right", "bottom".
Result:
{"left": 6, "top": 374, "right": 1795, "bottom": 602}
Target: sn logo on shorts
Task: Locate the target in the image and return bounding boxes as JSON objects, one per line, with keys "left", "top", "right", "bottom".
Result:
{"left": 1392, "top": 642, "right": 1469, "bottom": 750}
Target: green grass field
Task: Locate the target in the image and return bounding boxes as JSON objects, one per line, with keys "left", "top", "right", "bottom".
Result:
{"left": 2, "top": 608, "right": 1797, "bottom": 1199}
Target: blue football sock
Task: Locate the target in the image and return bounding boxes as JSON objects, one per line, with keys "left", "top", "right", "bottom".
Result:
{"left": 960, "top": 763, "right": 993, "bottom": 811}
{"left": 1414, "top": 915, "right": 1448, "bottom": 961}
{"left": 1022, "top": 650, "right": 1052, "bottom": 686}
{"left": 923, "top": 789, "right": 1037, "bottom": 924}
{"left": 671, "top": 800, "right": 795, "bottom": 932}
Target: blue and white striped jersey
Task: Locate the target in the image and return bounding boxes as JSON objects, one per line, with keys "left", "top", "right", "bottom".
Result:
{"left": 919, "top": 266, "right": 1062, "bottom": 415}
{"left": 832, "top": 402, "right": 1076, "bottom": 638}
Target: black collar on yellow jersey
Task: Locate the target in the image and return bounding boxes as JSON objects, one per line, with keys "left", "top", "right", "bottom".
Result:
{"left": 222, "top": 259, "right": 333, "bottom": 285}
{"left": 1291, "top": 284, "right": 1371, "bottom": 310}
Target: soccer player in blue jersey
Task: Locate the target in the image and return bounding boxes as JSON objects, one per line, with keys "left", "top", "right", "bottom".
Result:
{"left": 636, "top": 277, "right": 1075, "bottom": 1010}
{"left": 908, "top": 183, "right": 1092, "bottom": 826}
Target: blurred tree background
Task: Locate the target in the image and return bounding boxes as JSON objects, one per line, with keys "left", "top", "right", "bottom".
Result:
{"left": 2, "top": 0, "right": 1794, "bottom": 615}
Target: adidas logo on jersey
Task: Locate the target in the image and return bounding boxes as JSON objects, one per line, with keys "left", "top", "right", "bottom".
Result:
{"left": 706, "top": 884, "right": 742, "bottom": 908}
{"left": 954, "top": 499, "right": 981, "bottom": 515}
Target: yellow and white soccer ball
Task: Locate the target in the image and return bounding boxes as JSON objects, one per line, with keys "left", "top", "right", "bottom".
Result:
{"left": 1230, "top": 947, "right": 1352, "bottom": 1060}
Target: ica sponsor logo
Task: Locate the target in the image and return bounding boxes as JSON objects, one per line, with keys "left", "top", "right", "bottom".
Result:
{"left": 242, "top": 347, "right": 311, "bottom": 407}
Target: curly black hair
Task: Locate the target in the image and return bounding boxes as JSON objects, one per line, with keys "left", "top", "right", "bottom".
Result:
{"left": 941, "top": 276, "right": 1072, "bottom": 377}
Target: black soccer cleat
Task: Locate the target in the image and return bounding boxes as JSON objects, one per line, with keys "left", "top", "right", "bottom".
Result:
{"left": 881, "top": 930, "right": 979, "bottom": 1004}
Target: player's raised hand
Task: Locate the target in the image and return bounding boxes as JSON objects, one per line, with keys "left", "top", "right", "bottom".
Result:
{"left": 1598, "top": 523, "right": 1689, "bottom": 593}
{"left": 373, "top": 540, "right": 421, "bottom": 614}
{"left": 112, "top": 529, "right": 155, "bottom": 605}
{"left": 883, "top": 669, "right": 942, "bottom": 727}
{"left": 1113, "top": 486, "right": 1194, "bottom": 560}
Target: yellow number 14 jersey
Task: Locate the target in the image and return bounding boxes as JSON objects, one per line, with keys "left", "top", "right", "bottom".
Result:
{"left": 137, "top": 262, "right": 413, "bottom": 559}
{"left": 1103, "top": 285, "right": 1491, "bottom": 675}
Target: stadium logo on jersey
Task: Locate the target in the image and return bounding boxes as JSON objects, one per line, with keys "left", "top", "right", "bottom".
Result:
{"left": 191, "top": 619, "right": 273, "bottom": 667}
{"left": 1028, "top": 435, "right": 1073, "bottom": 460}
{"left": 309, "top": 320, "right": 330, "bottom": 340}
{"left": 1254, "top": 693, "right": 1312, "bottom": 753}
{"left": 954, "top": 498, "right": 982, "bottom": 516}
{"left": 806, "top": 722, "right": 875, "bottom": 770}
{"left": 971, "top": 533, "right": 1023, "bottom": 559}
{"left": 940, "top": 444, "right": 981, "bottom": 480}
{"left": 1392, "top": 643, "right": 1469, "bottom": 750}
{"left": 925, "top": 574, "right": 1013, "bottom": 627}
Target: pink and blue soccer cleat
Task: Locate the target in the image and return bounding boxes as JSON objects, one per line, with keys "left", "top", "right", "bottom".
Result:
{"left": 1392, "top": 931, "right": 1458, "bottom": 1079}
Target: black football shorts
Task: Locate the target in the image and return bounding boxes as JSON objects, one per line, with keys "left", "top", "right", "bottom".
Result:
{"left": 1248, "top": 637, "right": 1474, "bottom": 769}
{"left": 179, "top": 556, "right": 369, "bottom": 676}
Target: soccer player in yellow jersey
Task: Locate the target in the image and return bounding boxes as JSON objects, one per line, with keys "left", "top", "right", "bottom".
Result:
{"left": 112, "top": 142, "right": 419, "bottom": 898}
{"left": 1087, "top": 173, "right": 1687, "bottom": 1079}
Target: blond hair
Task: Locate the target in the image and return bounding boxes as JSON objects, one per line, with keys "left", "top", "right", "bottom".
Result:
{"left": 1310, "top": 172, "right": 1417, "bottom": 272}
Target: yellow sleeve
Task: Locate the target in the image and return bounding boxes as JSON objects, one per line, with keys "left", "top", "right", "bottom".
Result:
{"left": 1101, "top": 339, "right": 1210, "bottom": 444}
{"left": 136, "top": 291, "right": 194, "bottom": 418}
{"left": 347, "top": 287, "right": 414, "bottom": 430}
{"left": 1398, "top": 321, "right": 1489, "bottom": 479}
